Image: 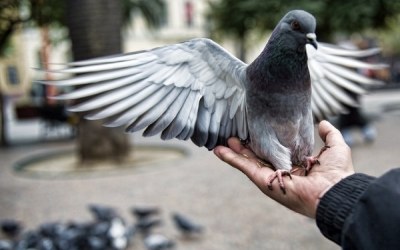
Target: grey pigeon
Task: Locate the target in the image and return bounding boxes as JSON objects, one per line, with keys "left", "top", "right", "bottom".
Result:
{"left": 131, "top": 206, "right": 160, "bottom": 220}
{"left": 0, "top": 219, "right": 22, "bottom": 238}
{"left": 135, "top": 218, "right": 162, "bottom": 236}
{"left": 143, "top": 234, "right": 175, "bottom": 250}
{"left": 171, "top": 213, "right": 203, "bottom": 235}
{"left": 88, "top": 204, "right": 117, "bottom": 222}
{"left": 42, "top": 10, "right": 384, "bottom": 192}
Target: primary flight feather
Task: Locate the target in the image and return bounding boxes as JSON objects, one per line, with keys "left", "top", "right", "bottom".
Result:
{"left": 41, "top": 10, "right": 384, "bottom": 191}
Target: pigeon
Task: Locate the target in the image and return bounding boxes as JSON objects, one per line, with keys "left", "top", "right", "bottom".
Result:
{"left": 88, "top": 204, "right": 117, "bottom": 222}
{"left": 131, "top": 206, "right": 160, "bottom": 220}
{"left": 0, "top": 240, "right": 13, "bottom": 250}
{"left": 0, "top": 219, "right": 22, "bottom": 238}
{"left": 41, "top": 10, "right": 385, "bottom": 192}
{"left": 143, "top": 234, "right": 175, "bottom": 250}
{"left": 171, "top": 213, "right": 203, "bottom": 235}
{"left": 14, "top": 230, "right": 41, "bottom": 250}
{"left": 108, "top": 217, "right": 129, "bottom": 250}
{"left": 135, "top": 218, "right": 162, "bottom": 236}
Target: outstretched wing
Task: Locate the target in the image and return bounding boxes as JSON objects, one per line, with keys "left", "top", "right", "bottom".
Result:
{"left": 307, "top": 42, "right": 386, "bottom": 120}
{"left": 42, "top": 38, "right": 248, "bottom": 149}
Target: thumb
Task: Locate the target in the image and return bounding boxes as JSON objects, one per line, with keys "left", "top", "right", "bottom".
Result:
{"left": 318, "top": 120, "right": 346, "bottom": 146}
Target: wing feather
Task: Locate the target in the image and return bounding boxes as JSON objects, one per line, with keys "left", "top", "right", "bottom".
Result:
{"left": 319, "top": 78, "right": 356, "bottom": 107}
{"left": 205, "top": 99, "right": 227, "bottom": 149}
{"left": 191, "top": 99, "right": 212, "bottom": 147}
{"left": 67, "top": 52, "right": 158, "bottom": 66}
{"left": 42, "top": 67, "right": 143, "bottom": 86}
{"left": 87, "top": 85, "right": 171, "bottom": 121}
{"left": 161, "top": 91, "right": 199, "bottom": 140}
{"left": 308, "top": 43, "right": 386, "bottom": 120}
{"left": 176, "top": 93, "right": 202, "bottom": 140}
{"left": 68, "top": 82, "right": 157, "bottom": 112}
{"left": 143, "top": 88, "right": 191, "bottom": 137}
{"left": 53, "top": 57, "right": 155, "bottom": 74}
{"left": 312, "top": 80, "right": 343, "bottom": 114}
{"left": 318, "top": 42, "right": 381, "bottom": 57}
{"left": 125, "top": 88, "right": 183, "bottom": 133}
{"left": 105, "top": 85, "right": 174, "bottom": 127}
{"left": 53, "top": 73, "right": 148, "bottom": 100}
{"left": 40, "top": 38, "right": 249, "bottom": 148}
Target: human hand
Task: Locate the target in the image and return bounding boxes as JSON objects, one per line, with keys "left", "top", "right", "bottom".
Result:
{"left": 213, "top": 120, "right": 355, "bottom": 218}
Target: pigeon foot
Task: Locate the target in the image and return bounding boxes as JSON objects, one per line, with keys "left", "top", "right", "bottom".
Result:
{"left": 304, "top": 145, "right": 330, "bottom": 175}
{"left": 266, "top": 170, "right": 292, "bottom": 194}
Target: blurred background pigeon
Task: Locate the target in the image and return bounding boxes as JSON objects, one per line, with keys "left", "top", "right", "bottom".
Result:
{"left": 143, "top": 234, "right": 175, "bottom": 250}
{"left": 135, "top": 218, "right": 162, "bottom": 237}
{"left": 0, "top": 219, "right": 22, "bottom": 239}
{"left": 172, "top": 212, "right": 203, "bottom": 236}
{"left": 131, "top": 206, "right": 160, "bottom": 220}
{"left": 0, "top": 205, "right": 206, "bottom": 249}
{"left": 88, "top": 204, "right": 118, "bottom": 222}
{"left": 0, "top": 240, "right": 13, "bottom": 250}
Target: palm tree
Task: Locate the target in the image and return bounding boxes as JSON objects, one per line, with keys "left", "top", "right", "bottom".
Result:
{"left": 123, "top": 0, "right": 166, "bottom": 28}
{"left": 66, "top": 0, "right": 165, "bottom": 164}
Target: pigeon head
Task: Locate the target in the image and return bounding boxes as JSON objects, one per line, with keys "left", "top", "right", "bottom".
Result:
{"left": 247, "top": 10, "right": 317, "bottom": 84}
{"left": 277, "top": 10, "right": 317, "bottom": 51}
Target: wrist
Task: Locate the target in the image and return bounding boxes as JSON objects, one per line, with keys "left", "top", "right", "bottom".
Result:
{"left": 314, "top": 172, "right": 353, "bottom": 213}
{"left": 306, "top": 172, "right": 352, "bottom": 218}
{"left": 316, "top": 173, "right": 375, "bottom": 244}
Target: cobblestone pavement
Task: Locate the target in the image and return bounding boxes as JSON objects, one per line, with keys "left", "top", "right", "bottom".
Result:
{"left": 1, "top": 89, "right": 399, "bottom": 250}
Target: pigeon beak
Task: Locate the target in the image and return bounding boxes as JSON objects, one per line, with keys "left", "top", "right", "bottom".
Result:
{"left": 306, "top": 33, "right": 318, "bottom": 49}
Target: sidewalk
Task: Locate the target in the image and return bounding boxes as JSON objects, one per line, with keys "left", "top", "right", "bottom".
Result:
{"left": 0, "top": 89, "right": 399, "bottom": 250}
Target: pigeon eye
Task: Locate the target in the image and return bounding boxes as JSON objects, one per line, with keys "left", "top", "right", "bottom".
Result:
{"left": 291, "top": 21, "right": 301, "bottom": 31}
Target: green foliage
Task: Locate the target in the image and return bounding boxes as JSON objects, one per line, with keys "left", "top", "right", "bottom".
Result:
{"left": 0, "top": 0, "right": 25, "bottom": 56}
{"left": 123, "top": 0, "right": 166, "bottom": 29}
{"left": 209, "top": 0, "right": 400, "bottom": 42}
{"left": 28, "top": 0, "right": 65, "bottom": 27}
{"left": 208, "top": 0, "right": 322, "bottom": 40}
{"left": 375, "top": 14, "right": 400, "bottom": 55}
{"left": 0, "top": 0, "right": 65, "bottom": 55}
{"left": 315, "top": 0, "right": 400, "bottom": 41}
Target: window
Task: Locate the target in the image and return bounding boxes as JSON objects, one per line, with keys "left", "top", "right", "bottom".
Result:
{"left": 7, "top": 65, "right": 20, "bottom": 85}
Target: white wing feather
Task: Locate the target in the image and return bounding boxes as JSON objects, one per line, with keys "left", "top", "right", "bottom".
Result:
{"left": 307, "top": 43, "right": 386, "bottom": 120}
{"left": 42, "top": 38, "right": 248, "bottom": 149}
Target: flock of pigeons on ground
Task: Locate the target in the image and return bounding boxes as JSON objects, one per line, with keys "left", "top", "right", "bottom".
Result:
{"left": 0, "top": 204, "right": 203, "bottom": 250}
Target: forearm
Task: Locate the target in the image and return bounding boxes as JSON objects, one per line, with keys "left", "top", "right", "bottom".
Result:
{"left": 316, "top": 169, "right": 400, "bottom": 248}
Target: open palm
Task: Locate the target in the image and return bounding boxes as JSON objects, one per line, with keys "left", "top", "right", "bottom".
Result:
{"left": 214, "top": 120, "right": 355, "bottom": 218}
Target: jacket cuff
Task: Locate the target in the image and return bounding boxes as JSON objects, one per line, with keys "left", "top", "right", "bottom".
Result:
{"left": 316, "top": 173, "right": 376, "bottom": 244}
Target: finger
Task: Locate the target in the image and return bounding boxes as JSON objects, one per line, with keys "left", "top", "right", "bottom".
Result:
{"left": 213, "top": 145, "right": 253, "bottom": 172}
{"left": 213, "top": 145, "right": 273, "bottom": 186}
{"left": 226, "top": 138, "right": 257, "bottom": 158}
{"left": 318, "top": 120, "right": 346, "bottom": 146}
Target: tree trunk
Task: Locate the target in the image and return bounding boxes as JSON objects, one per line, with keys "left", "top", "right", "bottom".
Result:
{"left": 66, "top": 0, "right": 129, "bottom": 165}
{"left": 0, "top": 93, "right": 7, "bottom": 147}
{"left": 40, "top": 26, "right": 57, "bottom": 105}
{"left": 236, "top": 30, "right": 247, "bottom": 62}
{"left": 237, "top": 38, "right": 246, "bottom": 62}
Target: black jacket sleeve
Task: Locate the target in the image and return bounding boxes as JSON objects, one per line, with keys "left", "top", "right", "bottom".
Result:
{"left": 316, "top": 168, "right": 400, "bottom": 250}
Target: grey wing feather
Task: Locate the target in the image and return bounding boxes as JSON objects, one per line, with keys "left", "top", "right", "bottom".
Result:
{"left": 41, "top": 38, "right": 248, "bottom": 149}
{"left": 307, "top": 42, "right": 387, "bottom": 120}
